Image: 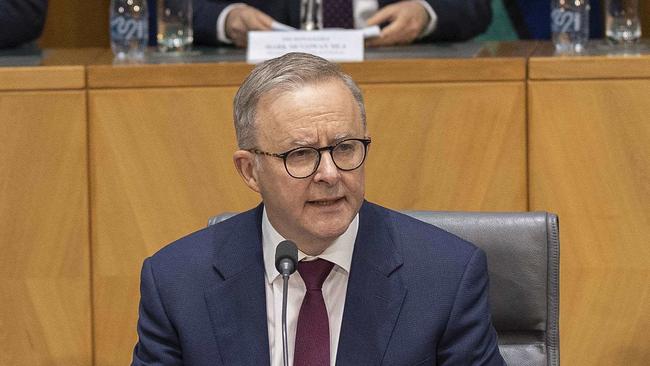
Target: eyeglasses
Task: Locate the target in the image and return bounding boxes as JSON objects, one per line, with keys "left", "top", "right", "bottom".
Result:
{"left": 248, "top": 138, "right": 371, "bottom": 179}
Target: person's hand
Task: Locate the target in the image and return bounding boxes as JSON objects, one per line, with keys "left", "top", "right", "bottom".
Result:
{"left": 225, "top": 5, "right": 274, "bottom": 47}
{"left": 365, "top": 0, "right": 430, "bottom": 47}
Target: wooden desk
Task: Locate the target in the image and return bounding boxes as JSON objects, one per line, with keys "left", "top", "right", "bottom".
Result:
{"left": 0, "top": 49, "right": 101, "bottom": 366}
{"left": 528, "top": 41, "right": 650, "bottom": 366}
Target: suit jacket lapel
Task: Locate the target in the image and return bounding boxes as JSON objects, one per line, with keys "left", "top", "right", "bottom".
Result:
{"left": 337, "top": 202, "right": 407, "bottom": 365}
{"left": 204, "top": 205, "right": 270, "bottom": 366}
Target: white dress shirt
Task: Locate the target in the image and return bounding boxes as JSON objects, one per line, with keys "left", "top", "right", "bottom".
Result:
{"left": 216, "top": 0, "right": 438, "bottom": 44}
{"left": 262, "top": 207, "right": 359, "bottom": 366}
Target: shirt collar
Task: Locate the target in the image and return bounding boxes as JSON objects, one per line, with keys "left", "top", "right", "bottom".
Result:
{"left": 262, "top": 206, "right": 358, "bottom": 284}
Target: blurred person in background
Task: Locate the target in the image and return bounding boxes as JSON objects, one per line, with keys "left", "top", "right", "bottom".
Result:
{"left": 193, "top": 0, "right": 492, "bottom": 47}
{"left": 0, "top": 0, "right": 48, "bottom": 48}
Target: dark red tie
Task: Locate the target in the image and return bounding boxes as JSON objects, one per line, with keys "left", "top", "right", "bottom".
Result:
{"left": 322, "top": 0, "right": 354, "bottom": 29}
{"left": 294, "top": 259, "right": 335, "bottom": 366}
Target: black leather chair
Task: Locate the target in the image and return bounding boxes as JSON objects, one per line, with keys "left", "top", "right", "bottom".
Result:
{"left": 208, "top": 211, "right": 560, "bottom": 365}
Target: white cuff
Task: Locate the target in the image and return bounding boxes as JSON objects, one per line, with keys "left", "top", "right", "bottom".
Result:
{"left": 416, "top": 0, "right": 438, "bottom": 39}
{"left": 217, "top": 3, "right": 246, "bottom": 44}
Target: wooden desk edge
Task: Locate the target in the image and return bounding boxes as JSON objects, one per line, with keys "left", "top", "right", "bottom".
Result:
{"left": 87, "top": 62, "right": 254, "bottom": 89}
{"left": 86, "top": 57, "right": 526, "bottom": 89}
{"left": 0, "top": 66, "right": 86, "bottom": 91}
{"left": 529, "top": 55, "right": 650, "bottom": 80}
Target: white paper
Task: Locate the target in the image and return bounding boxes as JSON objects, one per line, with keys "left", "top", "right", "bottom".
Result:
{"left": 268, "top": 23, "right": 380, "bottom": 38}
{"left": 361, "top": 25, "right": 381, "bottom": 39}
{"left": 270, "top": 21, "right": 296, "bottom": 31}
{"left": 247, "top": 30, "right": 365, "bottom": 63}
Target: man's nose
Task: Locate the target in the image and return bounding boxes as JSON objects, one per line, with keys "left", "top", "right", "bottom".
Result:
{"left": 313, "top": 151, "right": 340, "bottom": 183}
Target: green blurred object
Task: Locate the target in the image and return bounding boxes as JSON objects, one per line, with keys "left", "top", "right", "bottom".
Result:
{"left": 474, "top": 0, "right": 518, "bottom": 41}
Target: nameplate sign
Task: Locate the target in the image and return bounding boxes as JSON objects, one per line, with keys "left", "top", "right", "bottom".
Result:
{"left": 247, "top": 30, "right": 364, "bottom": 63}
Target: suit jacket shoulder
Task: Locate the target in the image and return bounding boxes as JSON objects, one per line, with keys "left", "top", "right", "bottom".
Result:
{"left": 133, "top": 204, "right": 268, "bottom": 366}
{"left": 361, "top": 201, "right": 479, "bottom": 265}
{"left": 345, "top": 201, "right": 504, "bottom": 365}
{"left": 148, "top": 205, "right": 260, "bottom": 270}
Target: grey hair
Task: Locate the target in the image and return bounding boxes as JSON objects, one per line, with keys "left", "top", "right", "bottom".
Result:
{"left": 233, "top": 52, "right": 366, "bottom": 149}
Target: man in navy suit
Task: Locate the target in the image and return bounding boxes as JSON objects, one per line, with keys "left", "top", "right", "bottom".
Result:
{"left": 193, "top": 0, "right": 492, "bottom": 47}
{"left": 132, "top": 52, "right": 505, "bottom": 365}
{"left": 0, "top": 0, "right": 48, "bottom": 48}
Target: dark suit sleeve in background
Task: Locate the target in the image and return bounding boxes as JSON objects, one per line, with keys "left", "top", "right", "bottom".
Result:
{"left": 0, "top": 0, "right": 48, "bottom": 48}
{"left": 437, "top": 248, "right": 505, "bottom": 365}
{"left": 193, "top": 0, "right": 294, "bottom": 47}
{"left": 421, "top": 0, "right": 492, "bottom": 42}
{"left": 193, "top": 0, "right": 232, "bottom": 46}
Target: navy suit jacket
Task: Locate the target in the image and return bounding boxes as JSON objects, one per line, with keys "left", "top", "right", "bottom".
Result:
{"left": 132, "top": 201, "right": 505, "bottom": 365}
{"left": 504, "top": 0, "right": 603, "bottom": 39}
{"left": 193, "top": 0, "right": 492, "bottom": 46}
{"left": 0, "top": 0, "right": 48, "bottom": 48}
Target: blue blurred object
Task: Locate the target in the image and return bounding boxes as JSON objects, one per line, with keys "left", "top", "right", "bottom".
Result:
{"left": 148, "top": 0, "right": 157, "bottom": 46}
{"left": 505, "top": 0, "right": 603, "bottom": 39}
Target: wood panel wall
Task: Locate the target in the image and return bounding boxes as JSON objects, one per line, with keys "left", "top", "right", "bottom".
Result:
{"left": 40, "top": 0, "right": 111, "bottom": 48}
{"left": 0, "top": 90, "right": 91, "bottom": 365}
{"left": 529, "top": 79, "right": 650, "bottom": 365}
{"left": 363, "top": 82, "right": 526, "bottom": 211}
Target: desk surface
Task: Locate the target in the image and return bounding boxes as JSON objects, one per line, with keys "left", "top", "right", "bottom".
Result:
{"left": 5, "top": 41, "right": 650, "bottom": 89}
{"left": 1, "top": 42, "right": 538, "bottom": 89}
{"left": 0, "top": 48, "right": 106, "bottom": 91}
{"left": 84, "top": 42, "right": 537, "bottom": 88}
{"left": 529, "top": 40, "right": 650, "bottom": 80}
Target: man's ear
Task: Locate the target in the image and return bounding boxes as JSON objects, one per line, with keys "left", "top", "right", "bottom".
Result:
{"left": 233, "top": 150, "right": 261, "bottom": 193}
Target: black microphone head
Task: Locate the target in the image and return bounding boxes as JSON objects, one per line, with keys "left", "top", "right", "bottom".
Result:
{"left": 275, "top": 240, "right": 298, "bottom": 275}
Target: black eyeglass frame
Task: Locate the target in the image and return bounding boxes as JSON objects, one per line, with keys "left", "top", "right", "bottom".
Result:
{"left": 248, "top": 137, "right": 371, "bottom": 179}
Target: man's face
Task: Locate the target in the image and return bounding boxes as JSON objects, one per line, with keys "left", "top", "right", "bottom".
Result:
{"left": 240, "top": 79, "right": 366, "bottom": 253}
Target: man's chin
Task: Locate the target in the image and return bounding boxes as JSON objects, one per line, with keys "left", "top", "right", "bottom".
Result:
{"left": 307, "top": 221, "right": 352, "bottom": 242}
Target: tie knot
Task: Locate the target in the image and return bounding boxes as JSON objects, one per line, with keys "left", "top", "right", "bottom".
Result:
{"left": 297, "top": 258, "right": 334, "bottom": 290}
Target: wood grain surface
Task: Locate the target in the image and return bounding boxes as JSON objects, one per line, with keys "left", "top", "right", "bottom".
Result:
{"left": 86, "top": 56, "right": 525, "bottom": 89}
{"left": 529, "top": 54, "right": 650, "bottom": 80}
{"left": 0, "top": 91, "right": 91, "bottom": 365}
{"left": 40, "top": 0, "right": 111, "bottom": 48}
{"left": 0, "top": 66, "right": 85, "bottom": 91}
{"left": 87, "top": 61, "right": 255, "bottom": 89}
{"left": 363, "top": 82, "right": 527, "bottom": 211}
{"left": 529, "top": 79, "right": 650, "bottom": 365}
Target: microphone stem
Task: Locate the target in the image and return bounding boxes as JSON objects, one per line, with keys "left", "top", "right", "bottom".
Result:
{"left": 282, "top": 274, "right": 290, "bottom": 366}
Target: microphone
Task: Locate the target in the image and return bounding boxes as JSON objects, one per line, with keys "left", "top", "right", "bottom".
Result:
{"left": 275, "top": 240, "right": 298, "bottom": 366}
{"left": 275, "top": 240, "right": 298, "bottom": 277}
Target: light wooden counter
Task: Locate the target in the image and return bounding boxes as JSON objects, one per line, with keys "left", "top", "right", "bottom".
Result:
{"left": 0, "top": 49, "right": 98, "bottom": 365}
{"left": 528, "top": 41, "right": 650, "bottom": 366}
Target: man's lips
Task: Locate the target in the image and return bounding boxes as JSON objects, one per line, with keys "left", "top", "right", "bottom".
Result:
{"left": 307, "top": 197, "right": 344, "bottom": 206}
